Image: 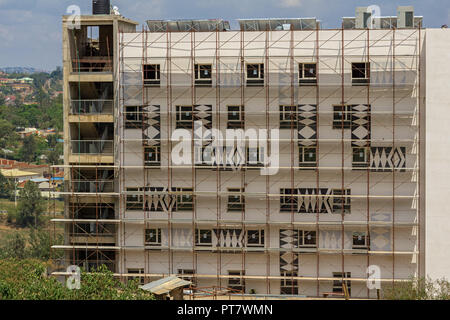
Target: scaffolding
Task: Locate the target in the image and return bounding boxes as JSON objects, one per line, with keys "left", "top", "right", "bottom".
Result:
{"left": 54, "top": 14, "right": 423, "bottom": 299}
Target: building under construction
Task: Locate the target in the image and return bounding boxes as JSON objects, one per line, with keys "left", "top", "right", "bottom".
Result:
{"left": 54, "top": 3, "right": 450, "bottom": 298}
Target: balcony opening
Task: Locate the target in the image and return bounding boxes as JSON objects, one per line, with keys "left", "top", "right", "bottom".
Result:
{"left": 70, "top": 250, "right": 116, "bottom": 272}
{"left": 69, "top": 25, "right": 114, "bottom": 73}
{"left": 69, "top": 82, "right": 113, "bottom": 115}
{"left": 69, "top": 168, "right": 115, "bottom": 193}
{"left": 70, "top": 122, "right": 114, "bottom": 155}
{"left": 68, "top": 202, "right": 115, "bottom": 220}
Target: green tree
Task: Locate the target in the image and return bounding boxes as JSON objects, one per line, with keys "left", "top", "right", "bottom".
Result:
{"left": 383, "top": 276, "right": 450, "bottom": 300}
{"left": 16, "top": 181, "right": 44, "bottom": 228}
{"left": 0, "top": 119, "right": 20, "bottom": 149}
{"left": 0, "top": 233, "right": 27, "bottom": 259}
{"left": 28, "top": 228, "right": 62, "bottom": 260}
{"left": 0, "top": 171, "right": 13, "bottom": 198}
{"left": 0, "top": 260, "right": 155, "bottom": 300}
{"left": 18, "top": 135, "right": 38, "bottom": 163}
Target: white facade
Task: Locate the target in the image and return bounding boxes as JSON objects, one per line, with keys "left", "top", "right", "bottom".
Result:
{"left": 59, "top": 12, "right": 450, "bottom": 299}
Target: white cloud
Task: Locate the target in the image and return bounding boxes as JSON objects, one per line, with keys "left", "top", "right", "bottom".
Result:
{"left": 279, "top": 0, "right": 302, "bottom": 8}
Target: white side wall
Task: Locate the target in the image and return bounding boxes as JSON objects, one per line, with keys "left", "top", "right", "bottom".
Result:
{"left": 425, "top": 29, "right": 450, "bottom": 280}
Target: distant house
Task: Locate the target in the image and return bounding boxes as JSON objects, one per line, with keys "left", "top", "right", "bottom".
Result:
{"left": 17, "top": 127, "right": 38, "bottom": 138}
{"left": 0, "top": 168, "right": 40, "bottom": 183}
{"left": 10, "top": 83, "right": 30, "bottom": 91}
{"left": 18, "top": 77, "right": 34, "bottom": 84}
{"left": 0, "top": 78, "right": 12, "bottom": 84}
{"left": 5, "top": 96, "right": 16, "bottom": 104}
{"left": 0, "top": 158, "right": 50, "bottom": 176}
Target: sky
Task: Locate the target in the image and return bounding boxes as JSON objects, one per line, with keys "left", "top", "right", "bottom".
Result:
{"left": 0, "top": 0, "right": 449, "bottom": 71}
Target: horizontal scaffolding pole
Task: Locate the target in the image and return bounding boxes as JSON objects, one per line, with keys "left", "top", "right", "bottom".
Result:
{"left": 51, "top": 271, "right": 415, "bottom": 283}
{"left": 51, "top": 245, "right": 417, "bottom": 255}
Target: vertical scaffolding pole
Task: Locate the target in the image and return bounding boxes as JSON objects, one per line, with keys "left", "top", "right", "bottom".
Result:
{"left": 289, "top": 24, "right": 295, "bottom": 295}
{"left": 166, "top": 24, "right": 174, "bottom": 277}
{"left": 366, "top": 27, "right": 371, "bottom": 298}
{"left": 392, "top": 28, "right": 396, "bottom": 286}
{"left": 215, "top": 23, "right": 222, "bottom": 290}
{"left": 340, "top": 23, "right": 346, "bottom": 286}
{"left": 190, "top": 27, "right": 197, "bottom": 282}
{"left": 264, "top": 26, "right": 271, "bottom": 295}
{"left": 315, "top": 23, "right": 320, "bottom": 297}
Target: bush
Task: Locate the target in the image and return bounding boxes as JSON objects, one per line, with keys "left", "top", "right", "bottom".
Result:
{"left": 383, "top": 277, "right": 450, "bottom": 300}
{"left": 0, "top": 259, "right": 155, "bottom": 300}
{"left": 6, "top": 209, "right": 15, "bottom": 224}
{"left": 0, "top": 232, "right": 27, "bottom": 260}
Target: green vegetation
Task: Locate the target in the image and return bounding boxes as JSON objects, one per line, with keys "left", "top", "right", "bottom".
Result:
{"left": 0, "top": 172, "right": 14, "bottom": 200}
{"left": 383, "top": 277, "right": 450, "bottom": 300}
{"left": 0, "top": 260, "right": 154, "bottom": 300}
{"left": 0, "top": 68, "right": 63, "bottom": 164}
{"left": 15, "top": 181, "right": 45, "bottom": 228}
{"left": 0, "top": 227, "right": 60, "bottom": 261}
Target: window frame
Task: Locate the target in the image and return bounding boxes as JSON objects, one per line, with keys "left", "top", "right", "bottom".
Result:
{"left": 145, "top": 228, "right": 162, "bottom": 246}
{"left": 351, "top": 62, "right": 370, "bottom": 85}
{"left": 196, "top": 229, "right": 212, "bottom": 246}
{"left": 279, "top": 105, "right": 298, "bottom": 129}
{"left": 298, "top": 230, "right": 317, "bottom": 248}
{"left": 227, "top": 188, "right": 245, "bottom": 212}
{"left": 280, "top": 271, "right": 298, "bottom": 295}
{"left": 246, "top": 229, "right": 265, "bottom": 247}
{"left": 144, "top": 145, "right": 161, "bottom": 166}
{"left": 178, "top": 269, "right": 196, "bottom": 286}
{"left": 299, "top": 63, "right": 317, "bottom": 85}
{"left": 332, "top": 104, "right": 352, "bottom": 129}
{"left": 127, "top": 268, "right": 145, "bottom": 285}
{"left": 176, "top": 105, "right": 194, "bottom": 129}
{"left": 280, "top": 188, "right": 298, "bottom": 212}
{"left": 333, "top": 272, "right": 351, "bottom": 295}
{"left": 143, "top": 64, "right": 161, "bottom": 86}
{"left": 352, "top": 147, "right": 369, "bottom": 167}
{"left": 126, "top": 187, "right": 143, "bottom": 211}
{"left": 194, "top": 63, "right": 212, "bottom": 84}
{"left": 246, "top": 63, "right": 264, "bottom": 86}
{"left": 125, "top": 106, "right": 143, "bottom": 129}
{"left": 332, "top": 189, "right": 351, "bottom": 214}
{"left": 299, "top": 146, "right": 317, "bottom": 166}
{"left": 352, "top": 231, "right": 370, "bottom": 249}
{"left": 246, "top": 146, "right": 264, "bottom": 167}
{"left": 227, "top": 105, "right": 244, "bottom": 129}
{"left": 177, "top": 188, "right": 194, "bottom": 211}
{"left": 228, "top": 270, "right": 245, "bottom": 292}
